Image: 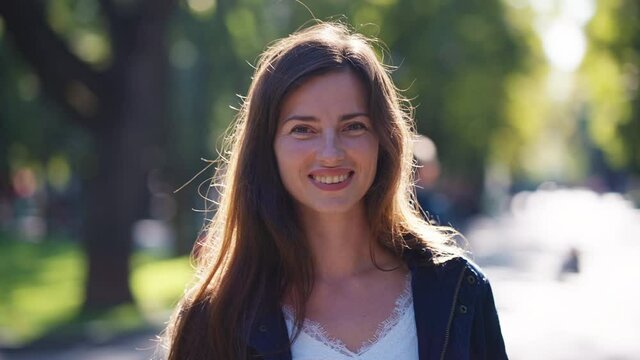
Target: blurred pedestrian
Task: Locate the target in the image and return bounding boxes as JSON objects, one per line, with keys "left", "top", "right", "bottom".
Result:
{"left": 163, "top": 22, "right": 507, "bottom": 360}
{"left": 558, "top": 247, "right": 580, "bottom": 281}
{"left": 413, "top": 134, "right": 454, "bottom": 226}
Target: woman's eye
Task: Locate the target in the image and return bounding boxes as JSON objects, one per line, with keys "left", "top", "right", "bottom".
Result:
{"left": 290, "top": 125, "right": 313, "bottom": 134}
{"left": 344, "top": 122, "right": 367, "bottom": 132}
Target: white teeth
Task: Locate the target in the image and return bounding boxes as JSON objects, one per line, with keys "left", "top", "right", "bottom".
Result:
{"left": 313, "top": 173, "right": 350, "bottom": 184}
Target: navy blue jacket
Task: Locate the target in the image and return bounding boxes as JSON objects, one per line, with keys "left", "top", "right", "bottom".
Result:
{"left": 248, "top": 253, "right": 508, "bottom": 359}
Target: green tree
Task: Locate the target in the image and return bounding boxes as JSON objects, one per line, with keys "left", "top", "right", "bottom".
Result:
{"left": 380, "top": 0, "right": 525, "bottom": 213}
{"left": 0, "top": 0, "right": 175, "bottom": 311}
{"left": 582, "top": 0, "right": 640, "bottom": 174}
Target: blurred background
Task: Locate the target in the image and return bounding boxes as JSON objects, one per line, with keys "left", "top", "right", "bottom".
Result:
{"left": 0, "top": 0, "right": 638, "bottom": 359}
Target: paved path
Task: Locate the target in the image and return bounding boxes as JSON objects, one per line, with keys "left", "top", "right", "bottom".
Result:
{"left": 0, "top": 332, "right": 159, "bottom": 360}
{"left": 471, "top": 188, "right": 640, "bottom": 360}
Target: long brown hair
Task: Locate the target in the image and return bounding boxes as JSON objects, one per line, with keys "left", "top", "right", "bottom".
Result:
{"left": 163, "top": 21, "right": 462, "bottom": 359}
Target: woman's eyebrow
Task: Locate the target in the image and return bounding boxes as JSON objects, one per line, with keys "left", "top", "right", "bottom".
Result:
{"left": 283, "top": 112, "right": 369, "bottom": 123}
{"left": 340, "top": 112, "right": 369, "bottom": 121}
{"left": 283, "top": 115, "right": 317, "bottom": 123}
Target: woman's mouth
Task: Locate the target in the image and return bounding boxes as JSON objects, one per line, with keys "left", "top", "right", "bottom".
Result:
{"left": 308, "top": 171, "right": 354, "bottom": 190}
{"left": 311, "top": 173, "right": 351, "bottom": 184}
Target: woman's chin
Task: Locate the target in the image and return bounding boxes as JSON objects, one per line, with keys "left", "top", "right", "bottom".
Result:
{"left": 297, "top": 198, "right": 365, "bottom": 216}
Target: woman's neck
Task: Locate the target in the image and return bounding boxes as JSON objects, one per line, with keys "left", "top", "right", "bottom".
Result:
{"left": 297, "top": 203, "right": 399, "bottom": 283}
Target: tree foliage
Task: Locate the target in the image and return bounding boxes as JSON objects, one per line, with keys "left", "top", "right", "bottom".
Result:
{"left": 582, "top": 0, "right": 640, "bottom": 174}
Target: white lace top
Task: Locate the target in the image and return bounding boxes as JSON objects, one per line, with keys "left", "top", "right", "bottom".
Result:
{"left": 282, "top": 275, "right": 419, "bottom": 360}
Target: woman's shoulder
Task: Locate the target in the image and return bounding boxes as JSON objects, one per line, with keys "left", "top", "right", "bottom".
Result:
{"left": 442, "top": 256, "right": 491, "bottom": 285}
{"left": 406, "top": 252, "right": 507, "bottom": 358}
{"left": 405, "top": 248, "right": 491, "bottom": 287}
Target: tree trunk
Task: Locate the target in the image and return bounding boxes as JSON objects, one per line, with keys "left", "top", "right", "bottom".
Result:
{"left": 82, "top": 2, "right": 172, "bottom": 311}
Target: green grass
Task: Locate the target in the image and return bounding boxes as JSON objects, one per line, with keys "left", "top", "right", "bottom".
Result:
{"left": 0, "top": 233, "right": 193, "bottom": 347}
{"left": 131, "top": 252, "right": 196, "bottom": 313}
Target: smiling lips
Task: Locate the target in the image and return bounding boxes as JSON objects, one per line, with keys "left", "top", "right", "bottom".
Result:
{"left": 312, "top": 173, "right": 350, "bottom": 184}
{"left": 308, "top": 169, "right": 354, "bottom": 191}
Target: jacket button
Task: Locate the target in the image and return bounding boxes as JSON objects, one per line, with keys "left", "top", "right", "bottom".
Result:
{"left": 458, "top": 305, "right": 468, "bottom": 314}
{"left": 466, "top": 275, "right": 476, "bottom": 285}
{"left": 258, "top": 324, "right": 268, "bottom": 332}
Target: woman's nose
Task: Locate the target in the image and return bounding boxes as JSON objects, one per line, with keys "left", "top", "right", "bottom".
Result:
{"left": 316, "top": 131, "right": 345, "bottom": 165}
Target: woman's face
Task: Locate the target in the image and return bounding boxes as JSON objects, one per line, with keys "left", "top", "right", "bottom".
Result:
{"left": 274, "top": 70, "right": 379, "bottom": 214}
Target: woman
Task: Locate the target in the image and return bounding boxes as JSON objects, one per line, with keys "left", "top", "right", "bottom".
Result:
{"left": 164, "top": 22, "right": 507, "bottom": 360}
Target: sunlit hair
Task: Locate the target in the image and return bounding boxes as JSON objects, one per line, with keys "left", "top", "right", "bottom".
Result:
{"left": 164, "top": 21, "right": 463, "bottom": 359}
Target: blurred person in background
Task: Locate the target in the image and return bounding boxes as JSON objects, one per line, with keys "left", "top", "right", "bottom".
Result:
{"left": 162, "top": 22, "right": 507, "bottom": 360}
{"left": 413, "top": 134, "right": 455, "bottom": 227}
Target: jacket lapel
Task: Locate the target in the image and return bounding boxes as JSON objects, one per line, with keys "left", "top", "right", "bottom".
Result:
{"left": 410, "top": 255, "right": 465, "bottom": 360}
{"left": 248, "top": 305, "right": 292, "bottom": 360}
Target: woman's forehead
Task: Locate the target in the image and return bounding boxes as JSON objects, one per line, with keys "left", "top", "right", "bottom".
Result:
{"left": 279, "top": 70, "right": 368, "bottom": 119}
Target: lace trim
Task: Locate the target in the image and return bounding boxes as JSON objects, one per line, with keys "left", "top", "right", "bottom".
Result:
{"left": 283, "top": 273, "right": 413, "bottom": 357}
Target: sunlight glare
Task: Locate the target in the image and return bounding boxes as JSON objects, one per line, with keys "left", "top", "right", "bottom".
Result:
{"left": 542, "top": 19, "right": 586, "bottom": 72}
{"left": 560, "top": 0, "right": 596, "bottom": 26}
{"left": 529, "top": 0, "right": 595, "bottom": 72}
{"left": 187, "top": 0, "right": 216, "bottom": 15}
